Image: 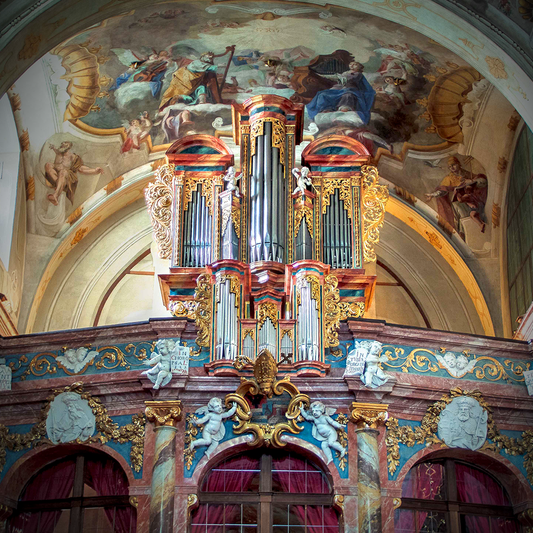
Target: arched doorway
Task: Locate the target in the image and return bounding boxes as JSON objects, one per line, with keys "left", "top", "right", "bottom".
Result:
{"left": 190, "top": 449, "right": 340, "bottom": 532}
{"left": 7, "top": 451, "right": 136, "bottom": 533}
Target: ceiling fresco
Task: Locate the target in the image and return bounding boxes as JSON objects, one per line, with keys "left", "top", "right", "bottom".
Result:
{"left": 50, "top": 2, "right": 483, "bottom": 153}
{"left": 10, "top": 0, "right": 504, "bottom": 255}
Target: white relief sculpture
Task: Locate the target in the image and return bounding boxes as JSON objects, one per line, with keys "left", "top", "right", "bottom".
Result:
{"left": 354, "top": 340, "right": 390, "bottom": 389}
{"left": 57, "top": 346, "right": 99, "bottom": 373}
{"left": 299, "top": 401, "right": 346, "bottom": 464}
{"left": 0, "top": 359, "right": 12, "bottom": 391}
{"left": 188, "top": 397, "right": 238, "bottom": 457}
{"left": 437, "top": 396, "right": 487, "bottom": 451}
{"left": 46, "top": 392, "right": 96, "bottom": 444}
{"left": 292, "top": 166, "right": 312, "bottom": 195}
{"left": 142, "top": 338, "right": 175, "bottom": 389}
{"left": 435, "top": 351, "right": 476, "bottom": 378}
{"left": 223, "top": 166, "right": 241, "bottom": 197}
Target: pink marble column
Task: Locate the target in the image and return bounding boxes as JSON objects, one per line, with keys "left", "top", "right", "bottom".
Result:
{"left": 145, "top": 401, "right": 182, "bottom": 533}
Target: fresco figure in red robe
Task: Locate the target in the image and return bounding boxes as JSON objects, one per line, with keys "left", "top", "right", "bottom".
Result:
{"left": 426, "top": 156, "right": 488, "bottom": 234}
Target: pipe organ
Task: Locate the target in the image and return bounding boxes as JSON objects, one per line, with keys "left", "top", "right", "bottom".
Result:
{"left": 146, "top": 96, "right": 388, "bottom": 374}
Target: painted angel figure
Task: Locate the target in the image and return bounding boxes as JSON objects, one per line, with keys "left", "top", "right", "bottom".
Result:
{"left": 57, "top": 346, "right": 99, "bottom": 373}
{"left": 358, "top": 340, "right": 390, "bottom": 389}
{"left": 121, "top": 111, "right": 152, "bottom": 153}
{"left": 111, "top": 48, "right": 172, "bottom": 97}
{"left": 435, "top": 351, "right": 476, "bottom": 378}
{"left": 299, "top": 401, "right": 346, "bottom": 464}
{"left": 188, "top": 397, "right": 238, "bottom": 457}
{"left": 141, "top": 338, "right": 175, "bottom": 389}
{"left": 223, "top": 166, "right": 241, "bottom": 197}
{"left": 292, "top": 166, "right": 312, "bottom": 195}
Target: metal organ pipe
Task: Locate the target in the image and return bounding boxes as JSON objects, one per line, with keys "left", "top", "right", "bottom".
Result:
{"left": 263, "top": 122, "right": 272, "bottom": 261}
{"left": 248, "top": 121, "right": 286, "bottom": 263}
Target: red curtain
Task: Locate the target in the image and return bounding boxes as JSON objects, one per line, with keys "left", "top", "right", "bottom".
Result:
{"left": 456, "top": 463, "right": 518, "bottom": 533}
{"left": 84, "top": 456, "right": 135, "bottom": 533}
{"left": 191, "top": 455, "right": 260, "bottom": 532}
{"left": 272, "top": 455, "right": 338, "bottom": 533}
{"left": 396, "top": 462, "right": 444, "bottom": 532}
{"left": 9, "top": 458, "right": 76, "bottom": 533}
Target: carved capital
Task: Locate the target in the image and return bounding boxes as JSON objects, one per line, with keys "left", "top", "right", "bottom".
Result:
{"left": 145, "top": 400, "right": 183, "bottom": 428}
{"left": 350, "top": 402, "right": 388, "bottom": 428}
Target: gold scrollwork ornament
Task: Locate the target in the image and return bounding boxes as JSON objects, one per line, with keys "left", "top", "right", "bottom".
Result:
{"left": 323, "top": 274, "right": 341, "bottom": 347}
{"left": 226, "top": 350, "right": 310, "bottom": 448}
{"left": 361, "top": 165, "right": 388, "bottom": 263}
{"left": 194, "top": 273, "right": 213, "bottom": 348}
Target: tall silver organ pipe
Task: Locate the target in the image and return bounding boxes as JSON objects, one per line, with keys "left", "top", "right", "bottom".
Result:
{"left": 215, "top": 279, "right": 238, "bottom": 360}
{"left": 249, "top": 121, "right": 286, "bottom": 262}
{"left": 182, "top": 189, "right": 212, "bottom": 267}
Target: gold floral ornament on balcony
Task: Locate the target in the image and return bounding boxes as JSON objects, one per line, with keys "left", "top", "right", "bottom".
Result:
{"left": 361, "top": 165, "right": 389, "bottom": 263}
{"left": 226, "top": 350, "right": 311, "bottom": 448}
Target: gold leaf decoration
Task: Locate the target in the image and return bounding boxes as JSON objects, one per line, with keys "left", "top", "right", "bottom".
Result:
{"left": 323, "top": 274, "right": 341, "bottom": 347}
{"left": 144, "top": 163, "right": 174, "bottom": 259}
{"left": 338, "top": 301, "right": 365, "bottom": 320}
{"left": 361, "top": 165, "right": 389, "bottom": 263}
{"left": 257, "top": 301, "right": 278, "bottom": 329}
{"left": 336, "top": 413, "right": 349, "bottom": 471}
{"left": 194, "top": 273, "right": 213, "bottom": 348}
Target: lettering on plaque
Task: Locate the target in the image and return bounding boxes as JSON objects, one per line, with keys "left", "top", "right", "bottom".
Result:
{"left": 171, "top": 342, "right": 190, "bottom": 376}
{"left": 344, "top": 344, "right": 367, "bottom": 377}
{"left": 0, "top": 358, "right": 12, "bottom": 391}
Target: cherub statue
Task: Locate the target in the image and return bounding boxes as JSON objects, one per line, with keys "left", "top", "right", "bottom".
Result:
{"left": 188, "top": 397, "right": 238, "bottom": 457}
{"left": 292, "top": 166, "right": 312, "bottom": 195}
{"left": 299, "top": 401, "right": 346, "bottom": 464}
{"left": 223, "top": 166, "right": 241, "bottom": 197}
{"left": 57, "top": 346, "right": 99, "bottom": 373}
{"left": 141, "top": 338, "right": 175, "bottom": 389}
{"left": 359, "top": 340, "right": 390, "bottom": 389}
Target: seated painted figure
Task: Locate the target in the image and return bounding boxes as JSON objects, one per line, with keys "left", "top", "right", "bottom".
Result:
{"left": 306, "top": 61, "right": 375, "bottom": 123}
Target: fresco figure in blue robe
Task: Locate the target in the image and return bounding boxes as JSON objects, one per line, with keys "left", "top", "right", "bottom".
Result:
{"left": 306, "top": 62, "right": 375, "bottom": 124}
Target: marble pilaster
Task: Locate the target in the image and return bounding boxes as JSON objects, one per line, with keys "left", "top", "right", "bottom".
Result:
{"left": 145, "top": 400, "right": 182, "bottom": 533}
{"left": 350, "top": 402, "right": 388, "bottom": 533}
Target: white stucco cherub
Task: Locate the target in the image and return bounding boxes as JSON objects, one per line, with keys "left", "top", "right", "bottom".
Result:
{"left": 300, "top": 401, "right": 346, "bottom": 464}
{"left": 188, "top": 397, "right": 238, "bottom": 457}
{"left": 435, "top": 351, "right": 476, "bottom": 378}
{"left": 141, "top": 338, "right": 175, "bottom": 389}
{"left": 359, "top": 340, "right": 390, "bottom": 389}
{"left": 292, "top": 166, "right": 312, "bottom": 195}
{"left": 57, "top": 346, "right": 99, "bottom": 373}
{"left": 223, "top": 166, "right": 241, "bottom": 197}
